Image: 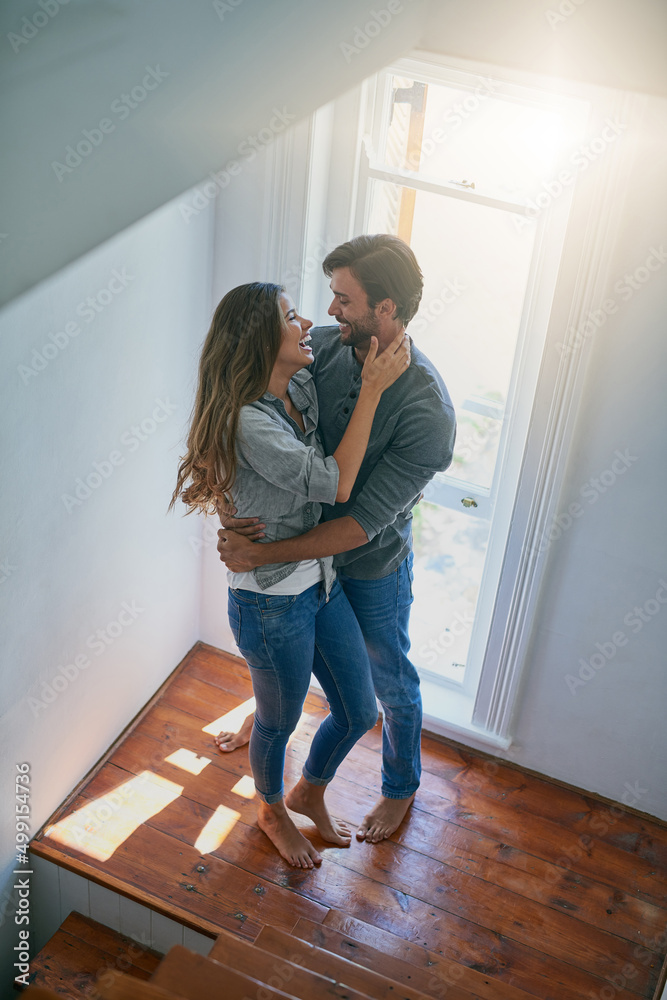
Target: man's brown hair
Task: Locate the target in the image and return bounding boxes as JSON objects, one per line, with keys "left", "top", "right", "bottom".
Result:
{"left": 322, "top": 234, "right": 423, "bottom": 325}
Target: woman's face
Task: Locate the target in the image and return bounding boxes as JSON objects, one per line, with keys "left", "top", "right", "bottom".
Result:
{"left": 276, "top": 293, "right": 314, "bottom": 371}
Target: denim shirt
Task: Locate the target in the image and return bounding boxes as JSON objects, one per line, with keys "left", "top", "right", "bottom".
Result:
{"left": 231, "top": 368, "right": 338, "bottom": 596}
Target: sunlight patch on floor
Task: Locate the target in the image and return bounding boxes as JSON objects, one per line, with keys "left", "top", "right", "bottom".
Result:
{"left": 231, "top": 774, "right": 256, "bottom": 799}
{"left": 202, "top": 696, "right": 256, "bottom": 737}
{"left": 194, "top": 804, "right": 241, "bottom": 854}
{"left": 164, "top": 748, "right": 212, "bottom": 775}
{"left": 44, "top": 771, "right": 183, "bottom": 862}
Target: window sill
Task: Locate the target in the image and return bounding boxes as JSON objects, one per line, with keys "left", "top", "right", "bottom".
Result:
{"left": 420, "top": 675, "right": 512, "bottom": 752}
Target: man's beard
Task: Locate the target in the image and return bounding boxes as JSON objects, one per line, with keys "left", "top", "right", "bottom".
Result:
{"left": 337, "top": 310, "right": 381, "bottom": 349}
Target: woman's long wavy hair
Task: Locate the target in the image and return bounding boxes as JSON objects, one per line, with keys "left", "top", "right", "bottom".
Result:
{"left": 170, "top": 282, "right": 285, "bottom": 515}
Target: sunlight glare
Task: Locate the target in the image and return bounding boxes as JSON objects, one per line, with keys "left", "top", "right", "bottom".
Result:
{"left": 164, "top": 748, "right": 211, "bottom": 775}
{"left": 508, "top": 110, "right": 573, "bottom": 177}
{"left": 286, "top": 708, "right": 314, "bottom": 748}
{"left": 231, "top": 774, "right": 256, "bottom": 799}
{"left": 44, "top": 771, "right": 183, "bottom": 862}
{"left": 202, "top": 696, "right": 256, "bottom": 736}
{"left": 194, "top": 804, "right": 241, "bottom": 854}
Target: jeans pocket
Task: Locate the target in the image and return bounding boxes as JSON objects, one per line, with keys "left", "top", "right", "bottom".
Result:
{"left": 260, "top": 593, "right": 298, "bottom": 618}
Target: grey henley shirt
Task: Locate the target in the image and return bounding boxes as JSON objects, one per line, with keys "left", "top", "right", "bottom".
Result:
{"left": 310, "top": 325, "right": 456, "bottom": 579}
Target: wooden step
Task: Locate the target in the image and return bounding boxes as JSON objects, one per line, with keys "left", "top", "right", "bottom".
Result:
{"left": 316, "top": 910, "right": 539, "bottom": 1000}
{"left": 21, "top": 988, "right": 69, "bottom": 1000}
{"left": 150, "top": 944, "right": 301, "bottom": 999}
{"left": 290, "top": 917, "right": 480, "bottom": 1000}
{"left": 202, "top": 925, "right": 376, "bottom": 999}
{"left": 94, "top": 974, "right": 186, "bottom": 999}
{"left": 16, "top": 910, "right": 163, "bottom": 998}
{"left": 252, "top": 924, "right": 433, "bottom": 1000}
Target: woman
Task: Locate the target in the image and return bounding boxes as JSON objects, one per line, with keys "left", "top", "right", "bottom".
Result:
{"left": 171, "top": 282, "right": 409, "bottom": 867}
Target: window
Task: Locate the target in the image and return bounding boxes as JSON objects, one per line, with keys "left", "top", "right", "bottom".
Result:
{"left": 265, "top": 52, "right": 632, "bottom": 747}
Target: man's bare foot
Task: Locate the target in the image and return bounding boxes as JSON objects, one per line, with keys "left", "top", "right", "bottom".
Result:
{"left": 356, "top": 793, "right": 415, "bottom": 843}
{"left": 284, "top": 777, "right": 351, "bottom": 846}
{"left": 257, "top": 800, "right": 322, "bottom": 868}
{"left": 214, "top": 713, "right": 254, "bottom": 752}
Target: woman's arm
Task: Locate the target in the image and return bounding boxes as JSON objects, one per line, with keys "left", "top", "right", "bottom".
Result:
{"left": 331, "top": 331, "right": 409, "bottom": 502}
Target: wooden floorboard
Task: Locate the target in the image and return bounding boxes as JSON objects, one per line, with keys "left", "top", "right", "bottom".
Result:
{"left": 31, "top": 642, "right": 666, "bottom": 1000}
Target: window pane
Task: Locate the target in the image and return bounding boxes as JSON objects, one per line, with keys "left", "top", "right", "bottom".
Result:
{"left": 367, "top": 180, "right": 535, "bottom": 488}
{"left": 384, "top": 74, "right": 577, "bottom": 202}
{"left": 410, "top": 501, "right": 490, "bottom": 682}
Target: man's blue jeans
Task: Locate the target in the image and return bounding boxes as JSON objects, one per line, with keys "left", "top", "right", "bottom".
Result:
{"left": 338, "top": 552, "right": 421, "bottom": 800}
{"left": 227, "top": 578, "right": 378, "bottom": 803}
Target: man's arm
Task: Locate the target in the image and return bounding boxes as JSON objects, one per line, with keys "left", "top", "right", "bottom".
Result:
{"left": 344, "top": 397, "right": 456, "bottom": 543}
{"left": 218, "top": 516, "right": 368, "bottom": 572}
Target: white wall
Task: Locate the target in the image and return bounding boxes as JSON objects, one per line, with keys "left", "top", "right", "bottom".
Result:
{"left": 0, "top": 194, "right": 214, "bottom": 988}
{"left": 197, "top": 145, "right": 272, "bottom": 652}
{"left": 419, "top": 0, "right": 667, "bottom": 98}
{"left": 506, "top": 94, "right": 667, "bottom": 819}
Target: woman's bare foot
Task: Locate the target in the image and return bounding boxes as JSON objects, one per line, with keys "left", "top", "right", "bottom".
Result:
{"left": 356, "top": 793, "right": 415, "bottom": 843}
{"left": 284, "top": 777, "right": 352, "bottom": 846}
{"left": 214, "top": 712, "right": 254, "bottom": 752}
{"left": 257, "top": 799, "right": 322, "bottom": 868}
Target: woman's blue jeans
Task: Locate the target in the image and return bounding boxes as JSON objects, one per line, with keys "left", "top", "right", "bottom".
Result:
{"left": 227, "top": 578, "right": 378, "bottom": 804}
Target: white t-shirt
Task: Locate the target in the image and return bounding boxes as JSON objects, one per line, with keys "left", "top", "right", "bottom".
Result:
{"left": 227, "top": 558, "right": 323, "bottom": 595}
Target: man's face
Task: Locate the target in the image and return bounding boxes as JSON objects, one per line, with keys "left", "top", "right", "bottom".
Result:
{"left": 327, "top": 267, "right": 381, "bottom": 349}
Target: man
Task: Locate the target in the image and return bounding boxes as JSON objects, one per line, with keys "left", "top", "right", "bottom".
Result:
{"left": 217, "top": 234, "right": 456, "bottom": 842}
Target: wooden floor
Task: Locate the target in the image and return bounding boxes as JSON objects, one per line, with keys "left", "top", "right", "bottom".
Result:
{"left": 32, "top": 642, "right": 667, "bottom": 1000}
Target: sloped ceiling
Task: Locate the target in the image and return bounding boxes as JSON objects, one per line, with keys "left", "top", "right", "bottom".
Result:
{"left": 0, "top": 0, "right": 431, "bottom": 308}
{"left": 1, "top": 0, "right": 664, "bottom": 309}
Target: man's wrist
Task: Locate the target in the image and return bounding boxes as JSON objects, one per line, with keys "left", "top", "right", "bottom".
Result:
{"left": 250, "top": 541, "right": 271, "bottom": 567}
